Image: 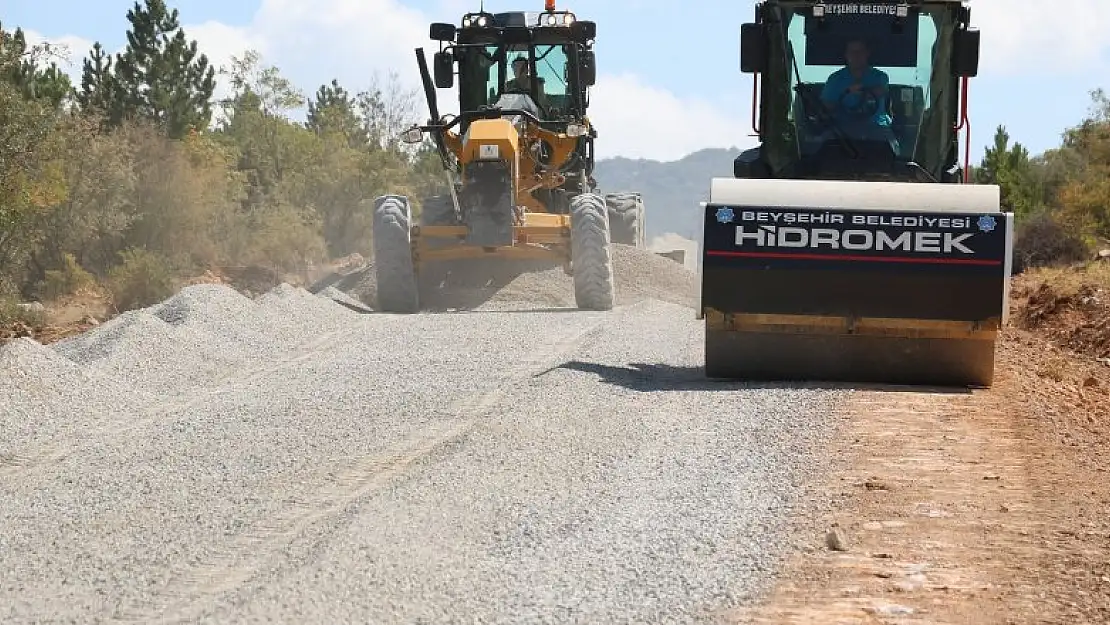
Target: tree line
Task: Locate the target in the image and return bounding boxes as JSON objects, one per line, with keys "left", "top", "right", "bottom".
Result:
{"left": 970, "top": 93, "right": 1110, "bottom": 271}
{"left": 0, "top": 0, "right": 444, "bottom": 312}
{"left": 2, "top": 0, "right": 1109, "bottom": 314}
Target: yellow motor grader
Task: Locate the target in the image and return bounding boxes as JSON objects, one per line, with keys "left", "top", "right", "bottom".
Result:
{"left": 374, "top": 1, "right": 641, "bottom": 313}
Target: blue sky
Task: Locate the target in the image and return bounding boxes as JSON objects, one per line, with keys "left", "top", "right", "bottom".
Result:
{"left": 8, "top": 0, "right": 1110, "bottom": 164}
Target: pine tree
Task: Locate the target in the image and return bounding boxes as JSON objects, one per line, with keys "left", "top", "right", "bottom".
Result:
{"left": 76, "top": 42, "right": 119, "bottom": 123}
{"left": 0, "top": 21, "right": 72, "bottom": 108}
{"left": 76, "top": 0, "right": 216, "bottom": 138}
{"left": 975, "top": 125, "right": 1042, "bottom": 219}
{"left": 306, "top": 79, "right": 369, "bottom": 148}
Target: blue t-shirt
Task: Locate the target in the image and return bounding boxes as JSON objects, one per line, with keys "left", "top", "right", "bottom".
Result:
{"left": 820, "top": 66, "right": 892, "bottom": 127}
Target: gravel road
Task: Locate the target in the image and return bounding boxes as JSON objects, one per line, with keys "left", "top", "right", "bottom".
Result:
{"left": 1, "top": 266, "right": 844, "bottom": 623}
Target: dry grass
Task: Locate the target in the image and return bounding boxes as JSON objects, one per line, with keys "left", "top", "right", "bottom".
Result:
{"left": 1019, "top": 262, "right": 1110, "bottom": 299}
{"left": 0, "top": 298, "right": 46, "bottom": 341}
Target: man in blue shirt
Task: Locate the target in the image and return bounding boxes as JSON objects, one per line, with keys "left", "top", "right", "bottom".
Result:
{"left": 820, "top": 38, "right": 893, "bottom": 131}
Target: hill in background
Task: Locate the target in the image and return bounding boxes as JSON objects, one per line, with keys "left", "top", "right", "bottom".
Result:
{"left": 593, "top": 148, "right": 742, "bottom": 242}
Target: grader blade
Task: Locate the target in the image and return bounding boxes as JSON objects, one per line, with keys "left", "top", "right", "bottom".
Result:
{"left": 700, "top": 178, "right": 1013, "bottom": 388}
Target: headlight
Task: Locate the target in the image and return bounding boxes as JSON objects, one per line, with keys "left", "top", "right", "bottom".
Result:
{"left": 563, "top": 13, "right": 575, "bottom": 25}
{"left": 400, "top": 126, "right": 424, "bottom": 144}
{"left": 477, "top": 15, "right": 489, "bottom": 26}
{"left": 545, "top": 14, "right": 558, "bottom": 25}
{"left": 462, "top": 16, "right": 472, "bottom": 26}
{"left": 566, "top": 123, "right": 587, "bottom": 137}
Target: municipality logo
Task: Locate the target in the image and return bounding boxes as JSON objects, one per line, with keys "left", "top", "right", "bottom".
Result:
{"left": 715, "top": 207, "right": 735, "bottom": 224}
{"left": 977, "top": 215, "right": 997, "bottom": 233}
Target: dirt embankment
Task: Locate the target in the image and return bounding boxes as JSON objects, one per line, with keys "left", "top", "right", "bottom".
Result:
{"left": 1011, "top": 264, "right": 1110, "bottom": 362}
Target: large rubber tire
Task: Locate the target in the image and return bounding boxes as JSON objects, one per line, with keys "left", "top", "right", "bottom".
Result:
{"left": 372, "top": 195, "right": 419, "bottom": 313}
{"left": 570, "top": 192, "right": 616, "bottom": 311}
{"left": 604, "top": 192, "right": 646, "bottom": 247}
{"left": 420, "top": 194, "right": 457, "bottom": 228}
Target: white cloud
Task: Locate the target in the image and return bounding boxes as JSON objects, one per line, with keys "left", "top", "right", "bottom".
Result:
{"left": 185, "top": 20, "right": 268, "bottom": 101}
{"left": 588, "top": 73, "right": 756, "bottom": 161}
{"left": 971, "top": 0, "right": 1110, "bottom": 75}
{"left": 20, "top": 30, "right": 95, "bottom": 75}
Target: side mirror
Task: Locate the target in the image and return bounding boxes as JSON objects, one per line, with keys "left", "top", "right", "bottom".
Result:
{"left": 740, "top": 23, "right": 767, "bottom": 74}
{"left": 579, "top": 50, "right": 596, "bottom": 86}
{"left": 430, "top": 22, "right": 456, "bottom": 42}
{"left": 571, "top": 20, "right": 596, "bottom": 41}
{"left": 434, "top": 51, "right": 454, "bottom": 88}
{"left": 951, "top": 28, "right": 980, "bottom": 77}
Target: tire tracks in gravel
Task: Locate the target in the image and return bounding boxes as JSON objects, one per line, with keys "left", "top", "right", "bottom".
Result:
{"left": 0, "top": 317, "right": 401, "bottom": 479}
{"left": 107, "top": 303, "right": 636, "bottom": 624}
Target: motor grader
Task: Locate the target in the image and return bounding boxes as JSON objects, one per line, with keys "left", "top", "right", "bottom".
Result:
{"left": 372, "top": 1, "right": 645, "bottom": 314}
{"left": 699, "top": 0, "right": 1013, "bottom": 387}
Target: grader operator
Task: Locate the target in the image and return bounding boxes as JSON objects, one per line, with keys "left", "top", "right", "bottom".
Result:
{"left": 372, "top": 1, "right": 646, "bottom": 314}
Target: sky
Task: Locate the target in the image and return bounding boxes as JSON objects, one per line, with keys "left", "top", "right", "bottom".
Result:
{"left": 7, "top": 0, "right": 1110, "bottom": 164}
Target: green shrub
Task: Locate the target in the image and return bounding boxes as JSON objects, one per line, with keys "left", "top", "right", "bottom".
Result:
{"left": 105, "top": 248, "right": 174, "bottom": 311}
{"left": 1013, "top": 210, "right": 1091, "bottom": 273}
{"left": 41, "top": 253, "right": 97, "bottom": 301}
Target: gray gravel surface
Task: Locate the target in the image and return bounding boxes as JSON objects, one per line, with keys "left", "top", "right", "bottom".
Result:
{"left": 0, "top": 279, "right": 844, "bottom": 624}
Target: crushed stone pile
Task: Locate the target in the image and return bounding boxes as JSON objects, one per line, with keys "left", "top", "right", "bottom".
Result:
{"left": 0, "top": 337, "right": 150, "bottom": 457}
{"left": 312, "top": 243, "right": 699, "bottom": 311}
{"left": 41, "top": 283, "right": 360, "bottom": 398}
{"left": 51, "top": 308, "right": 246, "bottom": 396}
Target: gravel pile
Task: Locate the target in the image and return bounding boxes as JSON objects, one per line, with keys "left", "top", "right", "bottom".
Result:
{"left": 0, "top": 337, "right": 149, "bottom": 460}
{"left": 48, "top": 283, "right": 360, "bottom": 397}
{"left": 0, "top": 272, "right": 844, "bottom": 623}
{"left": 50, "top": 307, "right": 249, "bottom": 396}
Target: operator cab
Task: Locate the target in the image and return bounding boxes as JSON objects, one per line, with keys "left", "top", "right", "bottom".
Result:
{"left": 739, "top": 1, "right": 980, "bottom": 183}
{"left": 425, "top": 6, "right": 597, "bottom": 133}
{"left": 413, "top": 2, "right": 599, "bottom": 199}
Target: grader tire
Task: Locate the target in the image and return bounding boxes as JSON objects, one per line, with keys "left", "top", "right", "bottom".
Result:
{"left": 570, "top": 192, "right": 616, "bottom": 311}
{"left": 604, "top": 192, "right": 646, "bottom": 247}
{"left": 420, "top": 194, "right": 457, "bottom": 228}
{"left": 372, "top": 194, "right": 419, "bottom": 313}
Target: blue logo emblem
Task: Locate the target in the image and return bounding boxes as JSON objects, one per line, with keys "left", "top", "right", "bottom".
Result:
{"left": 715, "top": 207, "right": 735, "bottom": 224}
{"left": 977, "top": 215, "right": 997, "bottom": 233}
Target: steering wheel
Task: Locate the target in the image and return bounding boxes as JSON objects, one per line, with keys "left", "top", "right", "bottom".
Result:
{"left": 837, "top": 87, "right": 881, "bottom": 118}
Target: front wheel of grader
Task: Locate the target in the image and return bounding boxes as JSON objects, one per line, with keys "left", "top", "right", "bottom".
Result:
{"left": 371, "top": 194, "right": 419, "bottom": 313}
{"left": 570, "top": 192, "right": 616, "bottom": 311}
